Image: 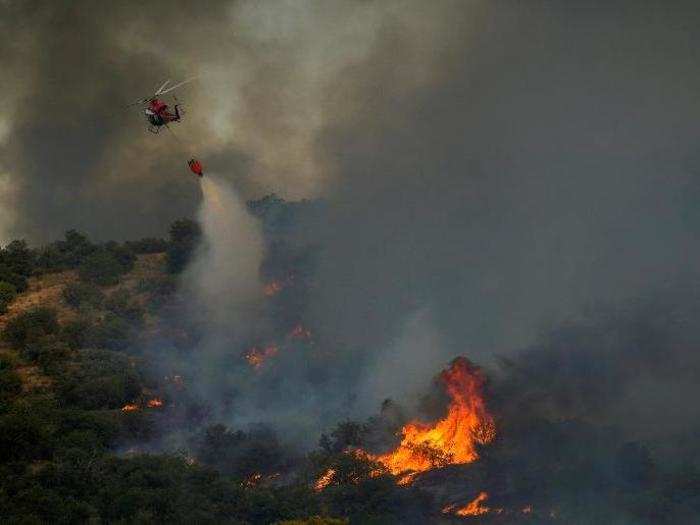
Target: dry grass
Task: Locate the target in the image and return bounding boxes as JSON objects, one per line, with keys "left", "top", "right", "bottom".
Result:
{"left": 0, "top": 252, "right": 167, "bottom": 393}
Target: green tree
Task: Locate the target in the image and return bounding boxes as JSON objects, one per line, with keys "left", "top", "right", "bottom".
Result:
{"left": 0, "top": 366, "right": 22, "bottom": 404}
{"left": 0, "top": 281, "right": 17, "bottom": 314}
{"left": 2, "top": 307, "right": 59, "bottom": 349}
{"left": 62, "top": 281, "right": 105, "bottom": 310}
{"left": 166, "top": 219, "right": 202, "bottom": 273}
{"left": 78, "top": 249, "right": 127, "bottom": 286}
{"left": 0, "top": 239, "right": 35, "bottom": 276}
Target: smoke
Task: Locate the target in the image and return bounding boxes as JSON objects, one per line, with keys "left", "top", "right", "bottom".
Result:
{"left": 184, "top": 176, "right": 264, "bottom": 332}
{"left": 356, "top": 308, "right": 452, "bottom": 417}
{"left": 0, "top": 0, "right": 465, "bottom": 242}
{"left": 4, "top": 0, "right": 700, "bottom": 471}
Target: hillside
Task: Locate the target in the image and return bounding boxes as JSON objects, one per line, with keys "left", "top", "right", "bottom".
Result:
{"left": 0, "top": 217, "right": 433, "bottom": 524}
{"left": 0, "top": 253, "right": 166, "bottom": 396}
{"left": 2, "top": 206, "right": 700, "bottom": 525}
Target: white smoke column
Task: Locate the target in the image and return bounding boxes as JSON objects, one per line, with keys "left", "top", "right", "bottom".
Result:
{"left": 185, "top": 175, "right": 264, "bottom": 333}
{"left": 356, "top": 308, "right": 453, "bottom": 416}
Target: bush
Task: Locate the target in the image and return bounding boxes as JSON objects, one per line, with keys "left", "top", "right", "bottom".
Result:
{"left": 105, "top": 289, "right": 144, "bottom": 324}
{"left": 61, "top": 314, "right": 133, "bottom": 352}
{"left": 103, "top": 242, "right": 136, "bottom": 273}
{"left": 0, "top": 264, "right": 28, "bottom": 293}
{"left": 125, "top": 237, "right": 169, "bottom": 254}
{"left": 62, "top": 282, "right": 105, "bottom": 310}
{"left": 0, "top": 240, "right": 35, "bottom": 276}
{"left": 194, "top": 424, "right": 286, "bottom": 481}
{"left": 21, "top": 336, "right": 71, "bottom": 370}
{"left": 0, "top": 281, "right": 17, "bottom": 314}
{"left": 3, "top": 307, "right": 59, "bottom": 349}
{"left": 61, "top": 318, "right": 92, "bottom": 350}
{"left": 78, "top": 249, "right": 128, "bottom": 286}
{"left": 166, "top": 219, "right": 201, "bottom": 274}
{"left": 0, "top": 367, "right": 22, "bottom": 404}
{"left": 54, "top": 349, "right": 143, "bottom": 410}
{"left": 0, "top": 397, "right": 57, "bottom": 462}
{"left": 84, "top": 313, "right": 134, "bottom": 352}
{"left": 55, "top": 410, "right": 120, "bottom": 452}
{"left": 35, "top": 230, "right": 97, "bottom": 272}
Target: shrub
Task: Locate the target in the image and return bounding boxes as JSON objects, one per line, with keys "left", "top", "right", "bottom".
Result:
{"left": 61, "top": 318, "right": 92, "bottom": 350}
{"left": 0, "top": 264, "right": 28, "bottom": 293}
{"left": 105, "top": 289, "right": 144, "bottom": 324}
{"left": 125, "top": 237, "right": 169, "bottom": 254}
{"left": 2, "top": 307, "right": 59, "bottom": 349}
{"left": 0, "top": 281, "right": 17, "bottom": 314}
{"left": 0, "top": 240, "right": 35, "bottom": 277}
{"left": 103, "top": 242, "right": 136, "bottom": 273}
{"left": 21, "top": 336, "right": 71, "bottom": 371}
{"left": 54, "top": 349, "right": 143, "bottom": 410}
{"left": 0, "top": 397, "right": 57, "bottom": 462}
{"left": 166, "top": 219, "right": 201, "bottom": 274}
{"left": 62, "top": 282, "right": 105, "bottom": 310}
{"left": 35, "top": 230, "right": 97, "bottom": 272}
{"left": 83, "top": 313, "right": 133, "bottom": 352}
{"left": 78, "top": 249, "right": 127, "bottom": 286}
{"left": 0, "top": 367, "right": 22, "bottom": 404}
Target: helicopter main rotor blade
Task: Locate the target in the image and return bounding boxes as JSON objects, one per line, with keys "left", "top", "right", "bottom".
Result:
{"left": 126, "top": 97, "right": 150, "bottom": 108}
{"left": 154, "top": 79, "right": 171, "bottom": 96}
{"left": 157, "top": 76, "right": 198, "bottom": 96}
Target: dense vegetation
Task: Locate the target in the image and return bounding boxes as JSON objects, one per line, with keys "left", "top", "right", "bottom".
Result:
{"left": 0, "top": 214, "right": 420, "bottom": 524}
{"left": 1, "top": 199, "right": 699, "bottom": 524}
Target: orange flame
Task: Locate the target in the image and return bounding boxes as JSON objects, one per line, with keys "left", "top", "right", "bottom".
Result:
{"left": 121, "top": 403, "right": 139, "bottom": 412}
{"left": 245, "top": 345, "right": 279, "bottom": 370}
{"left": 314, "top": 468, "right": 336, "bottom": 492}
{"left": 369, "top": 357, "right": 495, "bottom": 482}
{"left": 443, "top": 492, "right": 490, "bottom": 517}
{"left": 147, "top": 398, "right": 164, "bottom": 408}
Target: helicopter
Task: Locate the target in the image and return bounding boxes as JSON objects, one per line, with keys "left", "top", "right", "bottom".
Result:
{"left": 128, "top": 78, "right": 195, "bottom": 133}
{"left": 128, "top": 78, "right": 204, "bottom": 178}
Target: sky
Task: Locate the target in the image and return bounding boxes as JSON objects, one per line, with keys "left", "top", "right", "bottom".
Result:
{"left": 2, "top": 1, "right": 700, "bottom": 435}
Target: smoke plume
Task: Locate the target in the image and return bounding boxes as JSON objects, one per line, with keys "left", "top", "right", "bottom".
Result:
{"left": 184, "top": 176, "right": 264, "bottom": 332}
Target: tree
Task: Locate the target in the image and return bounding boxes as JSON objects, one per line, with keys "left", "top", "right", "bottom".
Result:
{"left": 78, "top": 249, "right": 127, "bottom": 286}
{"left": 0, "top": 281, "right": 17, "bottom": 314}
{"left": 0, "top": 240, "right": 35, "bottom": 276}
{"left": 2, "top": 307, "right": 59, "bottom": 349}
{"left": 62, "top": 282, "right": 105, "bottom": 310}
{"left": 166, "top": 219, "right": 201, "bottom": 273}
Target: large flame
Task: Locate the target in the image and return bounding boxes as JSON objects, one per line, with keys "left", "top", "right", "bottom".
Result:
{"left": 370, "top": 357, "right": 495, "bottom": 482}
{"left": 443, "top": 492, "right": 491, "bottom": 517}
{"left": 314, "top": 468, "right": 336, "bottom": 492}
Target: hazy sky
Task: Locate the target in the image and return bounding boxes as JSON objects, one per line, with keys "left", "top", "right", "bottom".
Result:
{"left": 2, "top": 0, "right": 700, "bottom": 371}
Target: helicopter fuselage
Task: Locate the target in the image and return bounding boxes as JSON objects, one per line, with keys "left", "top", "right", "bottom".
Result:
{"left": 144, "top": 98, "right": 180, "bottom": 128}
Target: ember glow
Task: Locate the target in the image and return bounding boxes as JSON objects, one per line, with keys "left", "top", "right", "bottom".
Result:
{"left": 147, "top": 398, "right": 164, "bottom": 408}
{"left": 244, "top": 345, "right": 279, "bottom": 370}
{"left": 288, "top": 324, "right": 312, "bottom": 340}
{"left": 369, "top": 357, "right": 495, "bottom": 482}
{"left": 120, "top": 403, "right": 139, "bottom": 412}
{"left": 263, "top": 280, "right": 284, "bottom": 297}
{"left": 314, "top": 468, "right": 336, "bottom": 492}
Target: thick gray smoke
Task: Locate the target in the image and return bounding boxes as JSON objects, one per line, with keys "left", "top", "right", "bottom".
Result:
{"left": 4, "top": 1, "right": 700, "bottom": 454}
